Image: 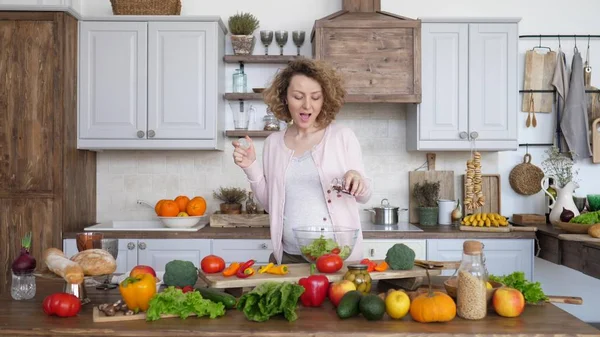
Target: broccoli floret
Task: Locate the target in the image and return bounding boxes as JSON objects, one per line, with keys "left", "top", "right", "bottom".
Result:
{"left": 384, "top": 244, "right": 416, "bottom": 270}
{"left": 163, "top": 260, "right": 198, "bottom": 287}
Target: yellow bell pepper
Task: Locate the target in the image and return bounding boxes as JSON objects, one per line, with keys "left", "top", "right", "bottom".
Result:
{"left": 118, "top": 273, "right": 157, "bottom": 312}
{"left": 266, "top": 265, "right": 288, "bottom": 275}
{"left": 258, "top": 263, "right": 274, "bottom": 274}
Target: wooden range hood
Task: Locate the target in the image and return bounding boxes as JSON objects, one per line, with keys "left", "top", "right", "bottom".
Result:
{"left": 311, "top": 0, "right": 421, "bottom": 103}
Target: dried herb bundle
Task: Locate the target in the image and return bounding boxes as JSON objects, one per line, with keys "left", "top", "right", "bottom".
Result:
{"left": 228, "top": 12, "right": 260, "bottom": 35}
{"left": 541, "top": 146, "right": 579, "bottom": 188}
{"left": 213, "top": 186, "right": 247, "bottom": 204}
{"left": 412, "top": 180, "right": 440, "bottom": 208}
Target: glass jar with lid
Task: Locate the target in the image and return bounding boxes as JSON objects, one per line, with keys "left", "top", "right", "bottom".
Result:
{"left": 343, "top": 264, "right": 371, "bottom": 294}
{"left": 456, "top": 240, "right": 488, "bottom": 320}
{"left": 232, "top": 68, "right": 247, "bottom": 93}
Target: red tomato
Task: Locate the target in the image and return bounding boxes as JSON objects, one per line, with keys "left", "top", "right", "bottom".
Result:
{"left": 331, "top": 248, "right": 341, "bottom": 255}
{"left": 42, "top": 293, "right": 81, "bottom": 317}
{"left": 201, "top": 255, "right": 226, "bottom": 273}
{"left": 316, "top": 254, "right": 343, "bottom": 273}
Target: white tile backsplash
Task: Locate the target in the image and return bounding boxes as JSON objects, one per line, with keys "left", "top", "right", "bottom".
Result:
{"left": 96, "top": 103, "right": 498, "bottom": 223}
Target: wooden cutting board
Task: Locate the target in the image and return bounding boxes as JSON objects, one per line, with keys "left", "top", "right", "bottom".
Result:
{"left": 409, "top": 154, "right": 454, "bottom": 223}
{"left": 593, "top": 118, "right": 600, "bottom": 164}
{"left": 462, "top": 174, "right": 501, "bottom": 215}
{"left": 209, "top": 214, "right": 269, "bottom": 227}
{"left": 92, "top": 307, "right": 198, "bottom": 322}
{"left": 512, "top": 214, "right": 546, "bottom": 225}
{"left": 558, "top": 234, "right": 600, "bottom": 243}
{"left": 459, "top": 225, "right": 537, "bottom": 233}
{"left": 198, "top": 262, "right": 441, "bottom": 289}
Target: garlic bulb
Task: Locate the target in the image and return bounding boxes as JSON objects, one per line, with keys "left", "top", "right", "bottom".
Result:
{"left": 451, "top": 199, "right": 463, "bottom": 222}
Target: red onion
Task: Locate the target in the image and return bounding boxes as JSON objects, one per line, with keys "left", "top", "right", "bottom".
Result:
{"left": 11, "top": 232, "right": 36, "bottom": 274}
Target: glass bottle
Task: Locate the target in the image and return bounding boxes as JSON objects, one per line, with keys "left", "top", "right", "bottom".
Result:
{"left": 456, "top": 240, "right": 488, "bottom": 320}
{"left": 246, "top": 191, "right": 258, "bottom": 214}
{"left": 11, "top": 271, "right": 36, "bottom": 300}
{"left": 232, "top": 68, "right": 247, "bottom": 93}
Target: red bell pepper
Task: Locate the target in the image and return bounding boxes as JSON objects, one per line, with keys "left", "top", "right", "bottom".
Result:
{"left": 298, "top": 264, "right": 329, "bottom": 307}
{"left": 236, "top": 259, "right": 255, "bottom": 278}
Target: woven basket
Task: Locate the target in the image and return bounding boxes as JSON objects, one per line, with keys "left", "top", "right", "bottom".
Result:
{"left": 509, "top": 154, "right": 545, "bottom": 196}
{"left": 110, "top": 0, "right": 181, "bottom": 15}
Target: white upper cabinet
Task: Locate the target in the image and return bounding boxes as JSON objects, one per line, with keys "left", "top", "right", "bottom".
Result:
{"left": 407, "top": 19, "right": 519, "bottom": 151}
{"left": 78, "top": 19, "right": 225, "bottom": 151}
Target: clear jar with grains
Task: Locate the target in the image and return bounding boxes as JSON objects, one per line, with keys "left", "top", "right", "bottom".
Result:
{"left": 343, "top": 264, "right": 371, "bottom": 294}
{"left": 456, "top": 240, "right": 488, "bottom": 320}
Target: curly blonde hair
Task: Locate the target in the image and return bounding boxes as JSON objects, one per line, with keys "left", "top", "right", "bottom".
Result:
{"left": 263, "top": 58, "right": 346, "bottom": 127}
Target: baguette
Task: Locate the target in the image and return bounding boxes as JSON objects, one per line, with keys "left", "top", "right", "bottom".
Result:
{"left": 70, "top": 249, "right": 116, "bottom": 276}
{"left": 43, "top": 248, "right": 84, "bottom": 284}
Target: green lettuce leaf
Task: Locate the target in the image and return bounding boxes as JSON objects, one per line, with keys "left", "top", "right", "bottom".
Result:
{"left": 146, "top": 286, "right": 225, "bottom": 321}
{"left": 237, "top": 281, "right": 304, "bottom": 322}
{"left": 488, "top": 272, "right": 548, "bottom": 304}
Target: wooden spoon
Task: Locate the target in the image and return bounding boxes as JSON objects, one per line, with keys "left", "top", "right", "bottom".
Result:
{"left": 532, "top": 111, "right": 537, "bottom": 127}
{"left": 526, "top": 111, "right": 532, "bottom": 127}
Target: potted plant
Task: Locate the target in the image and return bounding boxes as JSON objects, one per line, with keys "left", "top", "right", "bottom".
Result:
{"left": 413, "top": 180, "right": 441, "bottom": 226}
{"left": 228, "top": 12, "right": 260, "bottom": 55}
{"left": 213, "top": 186, "right": 247, "bottom": 214}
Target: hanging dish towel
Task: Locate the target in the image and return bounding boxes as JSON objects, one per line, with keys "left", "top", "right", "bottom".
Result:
{"left": 552, "top": 48, "right": 570, "bottom": 151}
{"left": 561, "top": 51, "right": 593, "bottom": 159}
{"left": 522, "top": 50, "right": 557, "bottom": 112}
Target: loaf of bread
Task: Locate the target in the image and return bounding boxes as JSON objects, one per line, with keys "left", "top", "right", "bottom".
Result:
{"left": 43, "top": 248, "right": 84, "bottom": 284}
{"left": 70, "top": 249, "right": 117, "bottom": 276}
{"left": 588, "top": 224, "right": 600, "bottom": 238}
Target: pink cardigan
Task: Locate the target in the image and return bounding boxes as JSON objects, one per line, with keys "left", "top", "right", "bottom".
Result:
{"left": 243, "top": 123, "right": 372, "bottom": 264}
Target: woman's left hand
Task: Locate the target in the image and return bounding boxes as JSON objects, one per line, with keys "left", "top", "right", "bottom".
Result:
{"left": 343, "top": 170, "right": 365, "bottom": 196}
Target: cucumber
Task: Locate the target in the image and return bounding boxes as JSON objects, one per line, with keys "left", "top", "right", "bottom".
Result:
{"left": 196, "top": 287, "right": 237, "bottom": 309}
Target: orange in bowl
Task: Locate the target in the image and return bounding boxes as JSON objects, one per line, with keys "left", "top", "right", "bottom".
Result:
{"left": 174, "top": 195, "right": 190, "bottom": 212}
{"left": 158, "top": 200, "right": 180, "bottom": 217}
{"left": 187, "top": 197, "right": 207, "bottom": 216}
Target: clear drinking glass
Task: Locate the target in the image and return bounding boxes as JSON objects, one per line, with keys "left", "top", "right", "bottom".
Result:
{"left": 11, "top": 271, "right": 36, "bottom": 300}
{"left": 275, "top": 30, "right": 288, "bottom": 55}
{"left": 260, "top": 30, "right": 273, "bottom": 55}
{"left": 230, "top": 101, "right": 256, "bottom": 130}
{"left": 292, "top": 31, "right": 305, "bottom": 56}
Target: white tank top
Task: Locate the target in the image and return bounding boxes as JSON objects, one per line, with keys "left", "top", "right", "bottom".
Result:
{"left": 282, "top": 151, "right": 332, "bottom": 254}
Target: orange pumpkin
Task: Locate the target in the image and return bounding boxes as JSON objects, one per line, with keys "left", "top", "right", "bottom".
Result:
{"left": 159, "top": 200, "right": 180, "bottom": 217}
{"left": 187, "top": 197, "right": 207, "bottom": 216}
{"left": 155, "top": 199, "right": 167, "bottom": 215}
{"left": 174, "top": 195, "right": 190, "bottom": 212}
{"left": 410, "top": 270, "right": 456, "bottom": 323}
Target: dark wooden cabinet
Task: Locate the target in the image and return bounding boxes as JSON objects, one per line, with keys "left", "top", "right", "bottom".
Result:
{"left": 0, "top": 12, "right": 96, "bottom": 296}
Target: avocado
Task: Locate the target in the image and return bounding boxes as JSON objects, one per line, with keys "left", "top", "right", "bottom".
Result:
{"left": 359, "top": 294, "right": 386, "bottom": 321}
{"left": 336, "top": 291, "right": 362, "bottom": 319}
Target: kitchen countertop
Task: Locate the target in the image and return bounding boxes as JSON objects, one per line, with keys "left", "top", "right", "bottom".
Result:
{"left": 63, "top": 223, "right": 537, "bottom": 240}
{"left": 0, "top": 278, "right": 596, "bottom": 337}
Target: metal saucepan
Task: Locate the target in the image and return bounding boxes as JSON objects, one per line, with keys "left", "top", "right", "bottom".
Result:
{"left": 364, "top": 198, "right": 408, "bottom": 225}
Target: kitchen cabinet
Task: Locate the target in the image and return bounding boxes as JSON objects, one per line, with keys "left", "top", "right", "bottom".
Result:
{"left": 363, "top": 239, "right": 427, "bottom": 260}
{"left": 78, "top": 19, "right": 226, "bottom": 150}
{"left": 426, "top": 239, "right": 534, "bottom": 279}
{"left": 407, "top": 18, "right": 519, "bottom": 151}
{"left": 0, "top": 0, "right": 69, "bottom": 5}
{"left": 63, "top": 239, "right": 211, "bottom": 273}
{"left": 212, "top": 239, "right": 273, "bottom": 264}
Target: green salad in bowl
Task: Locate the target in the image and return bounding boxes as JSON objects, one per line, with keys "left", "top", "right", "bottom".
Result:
{"left": 293, "top": 226, "right": 358, "bottom": 263}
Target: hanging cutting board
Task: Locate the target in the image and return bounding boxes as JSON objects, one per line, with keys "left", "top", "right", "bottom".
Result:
{"left": 522, "top": 49, "right": 557, "bottom": 113}
{"left": 593, "top": 118, "right": 600, "bottom": 163}
{"left": 198, "top": 262, "right": 441, "bottom": 289}
{"left": 462, "top": 174, "right": 501, "bottom": 215}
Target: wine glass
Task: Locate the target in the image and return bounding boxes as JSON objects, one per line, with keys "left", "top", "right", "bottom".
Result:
{"left": 292, "top": 31, "right": 305, "bottom": 56}
{"left": 260, "top": 30, "right": 273, "bottom": 55}
{"left": 275, "top": 30, "right": 288, "bottom": 56}
{"left": 76, "top": 232, "right": 103, "bottom": 252}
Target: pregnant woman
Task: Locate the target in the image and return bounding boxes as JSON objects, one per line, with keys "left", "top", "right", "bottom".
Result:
{"left": 232, "top": 58, "right": 372, "bottom": 264}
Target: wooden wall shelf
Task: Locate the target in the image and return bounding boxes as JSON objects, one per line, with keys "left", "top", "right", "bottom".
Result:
{"left": 224, "top": 93, "right": 263, "bottom": 100}
{"left": 224, "top": 55, "right": 301, "bottom": 64}
{"left": 224, "top": 130, "right": 276, "bottom": 137}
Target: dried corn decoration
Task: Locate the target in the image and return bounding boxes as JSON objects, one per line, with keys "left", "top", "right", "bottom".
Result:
{"left": 465, "top": 151, "right": 484, "bottom": 211}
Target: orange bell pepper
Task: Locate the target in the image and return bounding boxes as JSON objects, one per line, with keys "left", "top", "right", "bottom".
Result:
{"left": 374, "top": 261, "right": 389, "bottom": 272}
{"left": 118, "top": 273, "right": 156, "bottom": 312}
{"left": 222, "top": 262, "right": 240, "bottom": 277}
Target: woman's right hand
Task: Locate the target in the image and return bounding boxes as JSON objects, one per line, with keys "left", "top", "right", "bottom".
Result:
{"left": 232, "top": 135, "right": 257, "bottom": 169}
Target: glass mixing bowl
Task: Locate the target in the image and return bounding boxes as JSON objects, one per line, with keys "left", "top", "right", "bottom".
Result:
{"left": 292, "top": 226, "right": 358, "bottom": 263}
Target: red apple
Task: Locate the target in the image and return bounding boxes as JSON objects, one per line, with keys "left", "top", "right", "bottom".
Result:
{"left": 130, "top": 265, "right": 156, "bottom": 278}
{"left": 492, "top": 287, "right": 525, "bottom": 317}
{"left": 328, "top": 280, "right": 357, "bottom": 307}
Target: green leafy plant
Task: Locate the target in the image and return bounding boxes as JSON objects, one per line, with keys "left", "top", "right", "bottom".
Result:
{"left": 541, "top": 145, "right": 579, "bottom": 188}
{"left": 489, "top": 272, "right": 548, "bottom": 304}
{"left": 228, "top": 12, "right": 260, "bottom": 35}
{"left": 213, "top": 186, "right": 247, "bottom": 204}
{"left": 412, "top": 180, "right": 440, "bottom": 208}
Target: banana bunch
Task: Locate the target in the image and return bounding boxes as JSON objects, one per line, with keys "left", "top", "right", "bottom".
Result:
{"left": 461, "top": 213, "right": 508, "bottom": 227}
{"left": 464, "top": 152, "right": 485, "bottom": 211}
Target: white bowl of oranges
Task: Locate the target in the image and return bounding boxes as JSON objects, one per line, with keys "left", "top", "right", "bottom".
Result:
{"left": 153, "top": 196, "right": 208, "bottom": 229}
